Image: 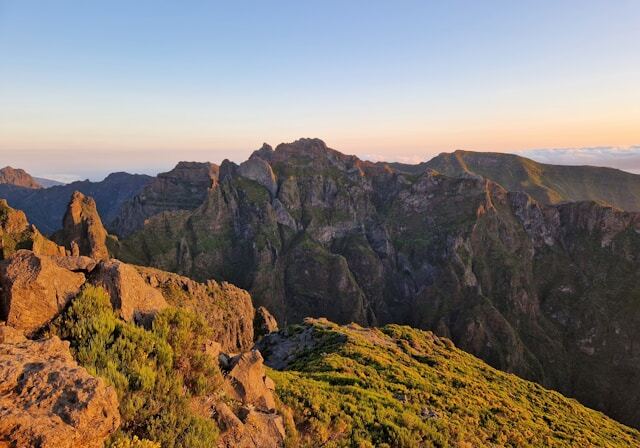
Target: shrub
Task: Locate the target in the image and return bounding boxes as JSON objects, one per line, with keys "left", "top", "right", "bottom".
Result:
{"left": 50, "top": 285, "right": 219, "bottom": 447}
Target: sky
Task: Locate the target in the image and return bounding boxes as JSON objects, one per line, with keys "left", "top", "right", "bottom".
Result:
{"left": 1, "top": 1, "right": 639, "bottom": 181}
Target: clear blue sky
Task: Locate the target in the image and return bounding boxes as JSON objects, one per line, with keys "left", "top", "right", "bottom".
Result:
{"left": 1, "top": 1, "right": 639, "bottom": 180}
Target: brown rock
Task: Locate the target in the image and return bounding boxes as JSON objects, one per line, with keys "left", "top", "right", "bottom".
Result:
{"left": 0, "top": 166, "right": 42, "bottom": 189}
{"left": 90, "top": 260, "right": 168, "bottom": 325}
{"left": 0, "top": 335, "right": 120, "bottom": 448}
{"left": 224, "top": 350, "right": 276, "bottom": 412}
{"left": 0, "top": 250, "right": 85, "bottom": 334}
{"left": 54, "top": 191, "right": 109, "bottom": 260}
{"left": 137, "top": 267, "right": 255, "bottom": 352}
{"left": 0, "top": 200, "right": 65, "bottom": 259}
{"left": 216, "top": 406, "right": 285, "bottom": 448}
{"left": 0, "top": 323, "right": 25, "bottom": 343}
{"left": 254, "top": 306, "right": 279, "bottom": 339}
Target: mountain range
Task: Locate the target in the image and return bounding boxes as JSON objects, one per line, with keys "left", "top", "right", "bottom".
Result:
{"left": 3, "top": 139, "right": 640, "bottom": 446}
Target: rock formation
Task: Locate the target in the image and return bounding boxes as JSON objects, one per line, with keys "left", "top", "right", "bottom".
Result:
{"left": 0, "top": 199, "right": 65, "bottom": 259}
{"left": 0, "top": 166, "right": 42, "bottom": 189}
{"left": 254, "top": 306, "right": 278, "bottom": 339}
{"left": 90, "top": 260, "right": 168, "bottom": 325}
{"left": 54, "top": 191, "right": 109, "bottom": 260}
{"left": 0, "top": 333, "right": 120, "bottom": 447}
{"left": 136, "top": 266, "right": 256, "bottom": 352}
{"left": 216, "top": 350, "right": 285, "bottom": 448}
{"left": 0, "top": 250, "right": 85, "bottom": 334}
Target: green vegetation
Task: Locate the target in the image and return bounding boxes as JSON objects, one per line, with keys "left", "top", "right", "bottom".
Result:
{"left": 268, "top": 320, "right": 640, "bottom": 448}
{"left": 50, "top": 285, "right": 220, "bottom": 448}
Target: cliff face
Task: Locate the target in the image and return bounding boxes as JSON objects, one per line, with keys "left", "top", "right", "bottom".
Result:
{"left": 110, "top": 161, "right": 219, "bottom": 237}
{"left": 115, "top": 138, "right": 640, "bottom": 428}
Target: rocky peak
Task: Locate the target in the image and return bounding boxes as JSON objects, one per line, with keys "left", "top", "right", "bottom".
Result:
{"left": 0, "top": 166, "right": 42, "bottom": 189}
{"left": 55, "top": 191, "right": 109, "bottom": 260}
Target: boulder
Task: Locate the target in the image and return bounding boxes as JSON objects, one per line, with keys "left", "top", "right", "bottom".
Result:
{"left": 0, "top": 250, "right": 85, "bottom": 334}
{"left": 223, "top": 350, "right": 276, "bottom": 412}
{"left": 90, "top": 260, "right": 168, "bottom": 325}
{"left": 254, "top": 306, "right": 279, "bottom": 339}
{"left": 216, "top": 404, "right": 285, "bottom": 448}
{"left": 0, "top": 335, "right": 120, "bottom": 447}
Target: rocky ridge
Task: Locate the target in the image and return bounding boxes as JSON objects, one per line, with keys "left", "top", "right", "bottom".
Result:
{"left": 113, "top": 138, "right": 640, "bottom": 429}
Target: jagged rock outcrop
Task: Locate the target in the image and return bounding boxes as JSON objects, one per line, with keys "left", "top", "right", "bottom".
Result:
{"left": 53, "top": 191, "right": 109, "bottom": 260}
{"left": 90, "top": 260, "right": 168, "bottom": 325}
{"left": 254, "top": 306, "right": 278, "bottom": 339}
{"left": 216, "top": 350, "right": 285, "bottom": 448}
{"left": 0, "top": 334, "right": 120, "bottom": 447}
{"left": 115, "top": 138, "right": 640, "bottom": 429}
{"left": 111, "top": 161, "right": 218, "bottom": 237}
{"left": 0, "top": 199, "right": 65, "bottom": 259}
{"left": 0, "top": 250, "right": 85, "bottom": 334}
{"left": 0, "top": 166, "right": 42, "bottom": 189}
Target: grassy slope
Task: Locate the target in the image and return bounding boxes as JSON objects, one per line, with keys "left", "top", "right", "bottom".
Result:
{"left": 419, "top": 150, "right": 640, "bottom": 211}
{"left": 268, "top": 319, "right": 640, "bottom": 448}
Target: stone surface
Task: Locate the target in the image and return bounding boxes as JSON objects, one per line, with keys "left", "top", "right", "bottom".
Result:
{"left": 54, "top": 191, "right": 110, "bottom": 260}
{"left": 223, "top": 350, "right": 276, "bottom": 412}
{"left": 0, "top": 335, "right": 120, "bottom": 448}
{"left": 90, "top": 259, "right": 168, "bottom": 325}
{"left": 254, "top": 306, "right": 279, "bottom": 339}
{"left": 0, "top": 250, "right": 85, "bottom": 334}
{"left": 137, "top": 266, "right": 255, "bottom": 352}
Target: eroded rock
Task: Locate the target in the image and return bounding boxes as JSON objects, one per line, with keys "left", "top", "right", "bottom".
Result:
{"left": 90, "top": 260, "right": 168, "bottom": 325}
{"left": 0, "top": 335, "right": 120, "bottom": 447}
{"left": 0, "top": 250, "right": 85, "bottom": 334}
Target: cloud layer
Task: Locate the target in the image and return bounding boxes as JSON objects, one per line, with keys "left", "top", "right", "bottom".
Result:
{"left": 520, "top": 146, "right": 640, "bottom": 174}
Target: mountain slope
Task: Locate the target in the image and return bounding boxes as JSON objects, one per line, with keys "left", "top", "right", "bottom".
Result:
{"left": 113, "top": 138, "right": 640, "bottom": 429}
{"left": 0, "top": 172, "right": 152, "bottom": 234}
{"left": 0, "top": 166, "right": 42, "bottom": 189}
{"left": 260, "top": 318, "right": 640, "bottom": 447}
{"left": 418, "top": 150, "right": 640, "bottom": 211}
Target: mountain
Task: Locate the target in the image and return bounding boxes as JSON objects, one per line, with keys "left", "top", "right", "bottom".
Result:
{"left": 112, "top": 138, "right": 640, "bottom": 429}
{"left": 417, "top": 150, "right": 640, "bottom": 211}
{"left": 0, "top": 172, "right": 153, "bottom": 234}
{"left": 0, "top": 166, "right": 42, "bottom": 189}
{"left": 110, "top": 161, "right": 218, "bottom": 237}
{"left": 260, "top": 318, "right": 640, "bottom": 447}
{"left": 33, "top": 176, "right": 65, "bottom": 188}
{"left": 2, "top": 191, "right": 640, "bottom": 446}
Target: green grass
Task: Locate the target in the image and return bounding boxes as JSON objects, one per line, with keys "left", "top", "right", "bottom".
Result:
{"left": 267, "top": 319, "right": 640, "bottom": 448}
